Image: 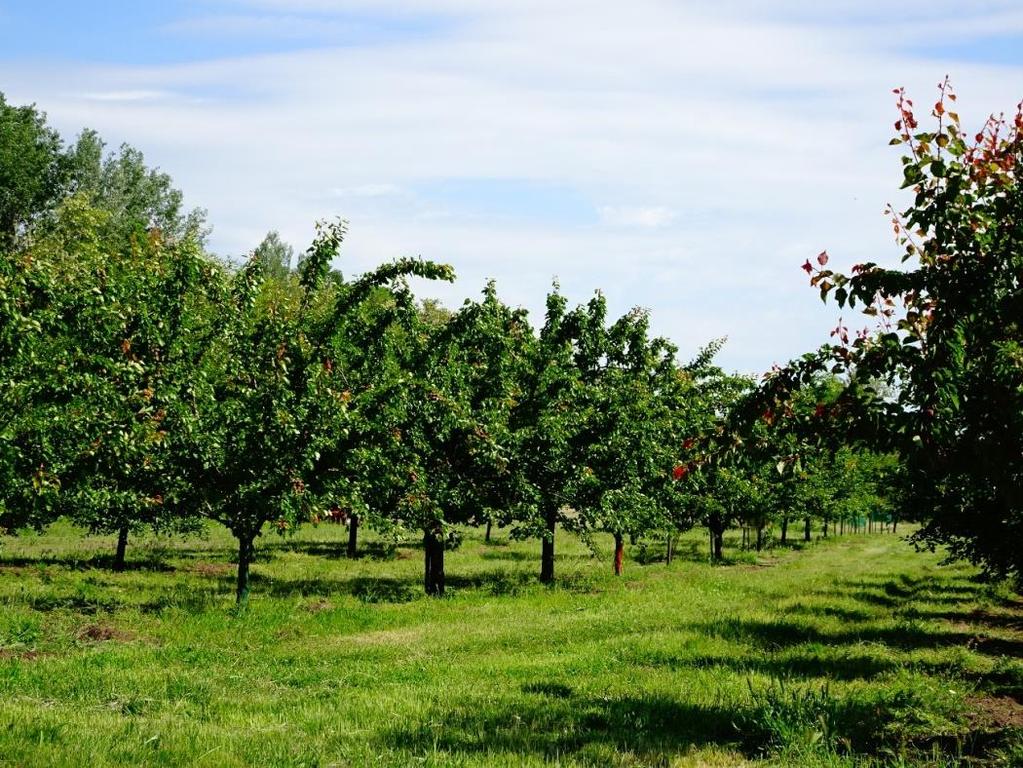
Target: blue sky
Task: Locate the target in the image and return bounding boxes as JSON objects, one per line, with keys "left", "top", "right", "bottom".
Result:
{"left": 2, "top": 0, "right": 1022, "bottom": 373}
{"left": 0, "top": 1, "right": 451, "bottom": 63}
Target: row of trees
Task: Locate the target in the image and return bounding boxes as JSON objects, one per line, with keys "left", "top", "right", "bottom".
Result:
{"left": 1, "top": 93, "right": 902, "bottom": 602}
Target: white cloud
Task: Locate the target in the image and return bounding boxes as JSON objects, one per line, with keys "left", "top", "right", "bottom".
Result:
{"left": 599, "top": 206, "right": 677, "bottom": 229}
{"left": 3, "top": 0, "right": 1021, "bottom": 373}
{"left": 78, "top": 90, "right": 173, "bottom": 102}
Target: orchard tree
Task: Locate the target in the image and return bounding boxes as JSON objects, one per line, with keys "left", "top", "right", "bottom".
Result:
{"left": 572, "top": 302, "right": 690, "bottom": 574}
{"left": 30, "top": 196, "right": 220, "bottom": 568}
{"left": 335, "top": 282, "right": 526, "bottom": 595}
{"left": 179, "top": 219, "right": 452, "bottom": 602}
{"left": 761, "top": 81, "right": 1023, "bottom": 581}
{"left": 508, "top": 286, "right": 588, "bottom": 584}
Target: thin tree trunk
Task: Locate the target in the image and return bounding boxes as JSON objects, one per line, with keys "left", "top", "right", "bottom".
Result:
{"left": 347, "top": 514, "right": 359, "bottom": 558}
{"left": 781, "top": 516, "right": 788, "bottom": 545}
{"left": 613, "top": 533, "right": 625, "bottom": 575}
{"left": 892, "top": 517, "right": 898, "bottom": 534}
{"left": 709, "top": 514, "right": 725, "bottom": 561}
{"left": 540, "top": 509, "right": 556, "bottom": 584}
{"left": 423, "top": 531, "right": 432, "bottom": 594}
{"left": 236, "top": 534, "right": 254, "bottom": 604}
{"left": 114, "top": 526, "right": 129, "bottom": 572}
{"left": 423, "top": 529, "right": 446, "bottom": 596}
{"left": 840, "top": 518, "right": 844, "bottom": 535}
{"left": 485, "top": 520, "right": 492, "bottom": 542}
{"left": 430, "top": 532, "right": 445, "bottom": 596}
{"left": 756, "top": 526, "right": 764, "bottom": 552}
{"left": 823, "top": 519, "right": 829, "bottom": 538}
{"left": 804, "top": 517, "right": 811, "bottom": 542}
{"left": 665, "top": 534, "right": 674, "bottom": 565}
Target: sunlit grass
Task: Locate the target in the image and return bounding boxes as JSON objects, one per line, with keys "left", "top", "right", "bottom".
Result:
{"left": 0, "top": 521, "right": 1020, "bottom": 766}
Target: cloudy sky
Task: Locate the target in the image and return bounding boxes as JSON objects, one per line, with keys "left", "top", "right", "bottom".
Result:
{"left": 2, "top": 1, "right": 1022, "bottom": 373}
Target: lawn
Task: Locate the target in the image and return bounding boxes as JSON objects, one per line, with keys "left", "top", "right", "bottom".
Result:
{"left": 0, "top": 522, "right": 1021, "bottom": 767}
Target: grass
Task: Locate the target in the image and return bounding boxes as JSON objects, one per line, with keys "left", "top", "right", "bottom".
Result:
{"left": 0, "top": 521, "right": 1021, "bottom": 767}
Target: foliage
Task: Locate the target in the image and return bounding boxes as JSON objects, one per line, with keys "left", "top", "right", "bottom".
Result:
{"left": 790, "top": 81, "right": 1023, "bottom": 581}
{"left": 0, "top": 93, "right": 68, "bottom": 242}
{"left": 251, "top": 230, "right": 294, "bottom": 279}
{"left": 175, "top": 219, "right": 453, "bottom": 601}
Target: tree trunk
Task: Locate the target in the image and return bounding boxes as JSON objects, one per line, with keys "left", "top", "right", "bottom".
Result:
{"left": 347, "top": 514, "right": 359, "bottom": 558}
{"left": 755, "top": 526, "right": 764, "bottom": 552}
{"left": 665, "top": 534, "right": 674, "bottom": 565}
{"left": 840, "top": 518, "right": 844, "bottom": 535}
{"left": 485, "top": 520, "right": 492, "bottom": 542}
{"left": 114, "top": 526, "right": 129, "bottom": 572}
{"left": 781, "top": 516, "right": 788, "bottom": 544}
{"left": 823, "top": 519, "right": 829, "bottom": 538}
{"left": 236, "top": 534, "right": 254, "bottom": 604}
{"left": 613, "top": 533, "right": 625, "bottom": 576}
{"left": 804, "top": 517, "right": 811, "bottom": 542}
{"left": 892, "top": 517, "right": 898, "bottom": 534}
{"left": 709, "top": 514, "right": 725, "bottom": 561}
{"left": 540, "top": 509, "right": 556, "bottom": 584}
{"left": 423, "top": 531, "right": 432, "bottom": 594}
{"left": 423, "top": 529, "right": 446, "bottom": 596}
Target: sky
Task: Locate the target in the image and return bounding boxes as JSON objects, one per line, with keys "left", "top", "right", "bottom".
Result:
{"left": 2, "top": 1, "right": 1022, "bottom": 374}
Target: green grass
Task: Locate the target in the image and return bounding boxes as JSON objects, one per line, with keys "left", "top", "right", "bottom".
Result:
{"left": 1, "top": 522, "right": 1021, "bottom": 767}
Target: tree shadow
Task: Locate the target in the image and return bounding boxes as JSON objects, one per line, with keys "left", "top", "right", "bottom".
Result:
{"left": 263, "top": 539, "right": 399, "bottom": 561}
{"left": 652, "top": 650, "right": 899, "bottom": 681}
{"left": 246, "top": 573, "right": 420, "bottom": 603}
{"left": 378, "top": 693, "right": 753, "bottom": 759}
{"left": 783, "top": 603, "right": 876, "bottom": 623}
{"left": 690, "top": 617, "right": 1023, "bottom": 657}
{"left": 447, "top": 570, "right": 536, "bottom": 596}
{"left": 0, "top": 554, "right": 175, "bottom": 573}
{"left": 375, "top": 683, "right": 936, "bottom": 762}
{"left": 478, "top": 549, "right": 534, "bottom": 563}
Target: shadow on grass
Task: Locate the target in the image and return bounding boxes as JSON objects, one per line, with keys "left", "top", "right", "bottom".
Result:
{"left": 625, "top": 647, "right": 901, "bottom": 681}
{"left": 478, "top": 549, "right": 534, "bottom": 563}
{"left": 376, "top": 683, "right": 957, "bottom": 762}
{"left": 784, "top": 603, "right": 876, "bottom": 623}
{"left": 379, "top": 693, "right": 754, "bottom": 759}
{"left": 242, "top": 567, "right": 566, "bottom": 603}
{"left": 0, "top": 554, "right": 176, "bottom": 573}
{"left": 691, "top": 616, "right": 1023, "bottom": 657}
{"left": 262, "top": 539, "right": 400, "bottom": 561}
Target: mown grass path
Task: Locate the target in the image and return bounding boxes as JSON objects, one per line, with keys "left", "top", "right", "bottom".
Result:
{"left": 0, "top": 524, "right": 1021, "bottom": 766}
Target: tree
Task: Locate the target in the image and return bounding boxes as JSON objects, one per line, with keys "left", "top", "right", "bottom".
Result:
{"left": 29, "top": 196, "right": 219, "bottom": 569}
{"left": 0, "top": 93, "right": 68, "bottom": 243}
{"left": 252, "top": 231, "right": 294, "bottom": 280}
{"left": 507, "top": 286, "right": 588, "bottom": 584}
{"left": 771, "top": 81, "right": 1023, "bottom": 581}
{"left": 571, "top": 303, "right": 692, "bottom": 575}
{"left": 65, "top": 130, "right": 208, "bottom": 245}
{"left": 353, "top": 282, "right": 526, "bottom": 595}
{"left": 178, "top": 219, "right": 452, "bottom": 602}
